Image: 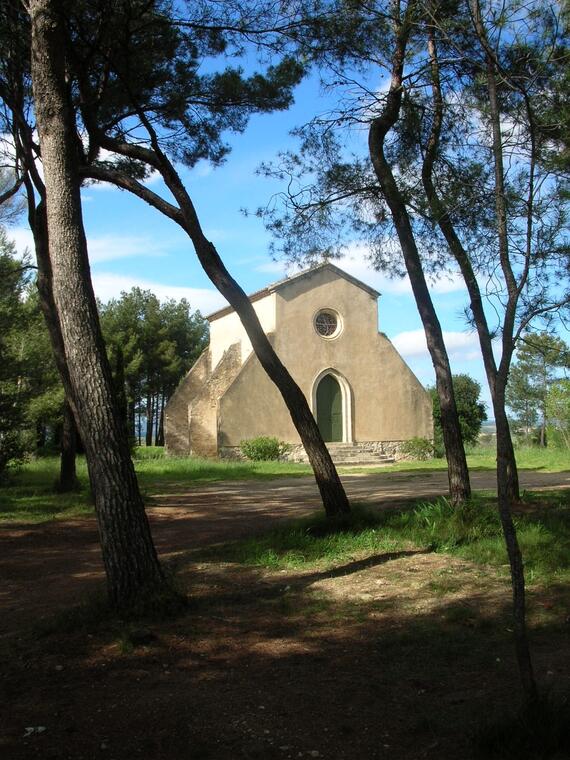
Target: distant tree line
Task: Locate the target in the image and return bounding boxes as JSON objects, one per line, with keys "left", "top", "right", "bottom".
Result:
{"left": 99, "top": 289, "right": 208, "bottom": 447}
{"left": 0, "top": 229, "right": 207, "bottom": 475}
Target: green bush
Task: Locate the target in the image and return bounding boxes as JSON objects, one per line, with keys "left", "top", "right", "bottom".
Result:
{"left": 399, "top": 437, "right": 434, "bottom": 461}
{"left": 240, "top": 436, "right": 289, "bottom": 461}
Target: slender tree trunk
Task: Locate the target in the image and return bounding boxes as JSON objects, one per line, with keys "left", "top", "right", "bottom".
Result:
{"left": 91, "top": 148, "right": 351, "bottom": 518}
{"left": 154, "top": 391, "right": 160, "bottom": 444}
{"left": 423, "top": 25, "right": 520, "bottom": 501}
{"left": 367, "top": 10, "right": 470, "bottom": 504}
{"left": 156, "top": 393, "right": 166, "bottom": 447}
{"left": 24, "top": 191, "right": 83, "bottom": 493}
{"left": 29, "top": 0, "right": 163, "bottom": 608}
{"left": 494, "top": 378, "right": 538, "bottom": 703}
{"left": 128, "top": 395, "right": 136, "bottom": 439}
{"left": 35, "top": 421, "right": 46, "bottom": 451}
{"left": 470, "top": 0, "right": 537, "bottom": 703}
{"left": 57, "top": 399, "right": 79, "bottom": 492}
{"left": 145, "top": 392, "right": 153, "bottom": 446}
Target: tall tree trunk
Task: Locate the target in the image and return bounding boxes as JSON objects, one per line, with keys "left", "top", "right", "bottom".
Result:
{"left": 145, "top": 392, "right": 153, "bottom": 447}
{"left": 156, "top": 393, "right": 165, "bottom": 447}
{"left": 422, "top": 24, "right": 520, "bottom": 501}
{"left": 25, "top": 190, "right": 83, "bottom": 494}
{"left": 154, "top": 391, "right": 160, "bottom": 444}
{"left": 494, "top": 378, "right": 538, "bottom": 703}
{"left": 367, "top": 9, "right": 470, "bottom": 504}
{"left": 35, "top": 421, "right": 46, "bottom": 451}
{"left": 470, "top": 0, "right": 537, "bottom": 703}
{"left": 57, "top": 399, "right": 79, "bottom": 492}
{"left": 90, "top": 150, "right": 351, "bottom": 519}
{"left": 128, "top": 395, "right": 136, "bottom": 440}
{"left": 29, "top": 0, "right": 163, "bottom": 608}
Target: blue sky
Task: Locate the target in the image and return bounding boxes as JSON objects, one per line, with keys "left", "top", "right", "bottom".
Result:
{"left": 9, "top": 74, "right": 568, "bottom": 415}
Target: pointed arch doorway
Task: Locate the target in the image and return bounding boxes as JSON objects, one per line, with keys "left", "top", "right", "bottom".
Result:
{"left": 314, "top": 370, "right": 353, "bottom": 443}
{"left": 316, "top": 374, "right": 342, "bottom": 441}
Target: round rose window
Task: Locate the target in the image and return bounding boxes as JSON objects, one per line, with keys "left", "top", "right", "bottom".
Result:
{"left": 314, "top": 309, "right": 342, "bottom": 338}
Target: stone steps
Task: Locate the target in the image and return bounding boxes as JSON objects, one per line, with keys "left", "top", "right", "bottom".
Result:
{"left": 297, "top": 443, "right": 394, "bottom": 466}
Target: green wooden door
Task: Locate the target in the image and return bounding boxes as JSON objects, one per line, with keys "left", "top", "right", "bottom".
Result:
{"left": 316, "top": 374, "right": 343, "bottom": 442}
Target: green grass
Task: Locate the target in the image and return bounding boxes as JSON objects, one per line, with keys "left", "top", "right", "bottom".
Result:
{"left": 345, "top": 444, "right": 570, "bottom": 474}
{"left": 203, "top": 507, "right": 407, "bottom": 570}
{"left": 0, "top": 458, "right": 93, "bottom": 522}
{"left": 133, "top": 449, "right": 311, "bottom": 490}
{"left": 0, "top": 452, "right": 311, "bottom": 523}
{"left": 201, "top": 490, "right": 570, "bottom": 587}
{"left": 1, "top": 442, "right": 567, "bottom": 523}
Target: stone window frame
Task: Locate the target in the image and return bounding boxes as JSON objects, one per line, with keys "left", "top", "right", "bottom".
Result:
{"left": 313, "top": 308, "right": 343, "bottom": 340}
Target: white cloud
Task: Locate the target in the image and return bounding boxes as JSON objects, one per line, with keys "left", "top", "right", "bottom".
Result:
{"left": 92, "top": 272, "right": 226, "bottom": 313}
{"left": 335, "top": 243, "right": 467, "bottom": 296}
{"left": 87, "top": 234, "right": 168, "bottom": 264}
{"left": 8, "top": 226, "right": 169, "bottom": 265}
{"left": 255, "top": 260, "right": 290, "bottom": 274}
{"left": 392, "top": 329, "right": 481, "bottom": 361}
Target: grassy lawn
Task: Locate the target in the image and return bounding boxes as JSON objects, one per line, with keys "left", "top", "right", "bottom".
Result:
{"left": 0, "top": 443, "right": 567, "bottom": 523}
{"left": 198, "top": 489, "right": 570, "bottom": 588}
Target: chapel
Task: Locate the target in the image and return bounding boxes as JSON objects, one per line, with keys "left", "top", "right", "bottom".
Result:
{"left": 164, "top": 263, "right": 432, "bottom": 461}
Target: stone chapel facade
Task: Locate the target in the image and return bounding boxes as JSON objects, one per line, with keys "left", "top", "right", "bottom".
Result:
{"left": 164, "top": 263, "right": 432, "bottom": 460}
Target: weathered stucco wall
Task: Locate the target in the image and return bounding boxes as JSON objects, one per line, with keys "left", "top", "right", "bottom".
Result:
{"left": 165, "top": 343, "right": 243, "bottom": 455}
{"left": 164, "top": 349, "right": 211, "bottom": 454}
{"left": 188, "top": 343, "right": 242, "bottom": 457}
{"left": 218, "top": 267, "right": 432, "bottom": 446}
{"left": 209, "top": 293, "right": 276, "bottom": 368}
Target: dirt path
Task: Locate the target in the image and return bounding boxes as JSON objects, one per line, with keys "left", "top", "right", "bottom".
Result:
{"left": 1, "top": 469, "right": 568, "bottom": 639}
{"left": 2, "top": 469, "right": 570, "bottom": 760}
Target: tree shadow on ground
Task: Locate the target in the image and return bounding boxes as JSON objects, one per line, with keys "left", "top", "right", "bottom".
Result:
{"left": 4, "top": 543, "right": 569, "bottom": 760}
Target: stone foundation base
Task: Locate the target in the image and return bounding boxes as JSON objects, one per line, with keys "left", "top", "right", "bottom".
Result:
{"left": 220, "top": 440, "right": 427, "bottom": 462}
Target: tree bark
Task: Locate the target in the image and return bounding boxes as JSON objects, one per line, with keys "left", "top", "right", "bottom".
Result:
{"left": 145, "top": 392, "right": 153, "bottom": 447}
{"left": 367, "top": 7, "right": 471, "bottom": 505}
{"left": 469, "top": 0, "right": 537, "bottom": 703}
{"left": 422, "top": 25, "right": 520, "bottom": 501}
{"left": 25, "top": 190, "right": 83, "bottom": 493}
{"left": 86, "top": 145, "right": 351, "bottom": 518}
{"left": 493, "top": 378, "right": 538, "bottom": 703}
{"left": 187, "top": 236, "right": 351, "bottom": 516}
{"left": 29, "top": 0, "right": 164, "bottom": 608}
{"left": 57, "top": 399, "right": 80, "bottom": 492}
{"left": 157, "top": 393, "right": 166, "bottom": 447}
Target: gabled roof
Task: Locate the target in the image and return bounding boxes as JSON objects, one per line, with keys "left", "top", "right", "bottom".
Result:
{"left": 207, "top": 262, "right": 380, "bottom": 322}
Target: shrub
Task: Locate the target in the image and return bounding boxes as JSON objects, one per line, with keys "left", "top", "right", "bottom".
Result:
{"left": 399, "top": 437, "right": 434, "bottom": 461}
{"left": 240, "top": 436, "right": 289, "bottom": 461}
{"left": 0, "top": 431, "right": 26, "bottom": 481}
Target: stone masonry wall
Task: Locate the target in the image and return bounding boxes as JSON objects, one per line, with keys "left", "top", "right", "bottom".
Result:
{"left": 164, "top": 349, "right": 211, "bottom": 454}
{"left": 188, "top": 343, "right": 242, "bottom": 457}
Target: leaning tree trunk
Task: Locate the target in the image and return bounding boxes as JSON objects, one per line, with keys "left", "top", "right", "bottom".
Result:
{"left": 89, "top": 137, "right": 351, "bottom": 518}
{"left": 29, "top": 0, "right": 164, "bottom": 608}
{"left": 367, "top": 13, "right": 471, "bottom": 505}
